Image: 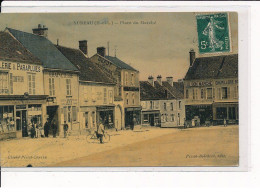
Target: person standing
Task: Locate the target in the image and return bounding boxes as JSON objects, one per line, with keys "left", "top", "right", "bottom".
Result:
{"left": 223, "top": 118, "right": 227, "bottom": 127}
{"left": 44, "top": 120, "right": 50, "bottom": 137}
{"left": 96, "top": 120, "right": 105, "bottom": 144}
{"left": 52, "top": 122, "right": 57, "bottom": 138}
{"left": 63, "top": 121, "right": 69, "bottom": 138}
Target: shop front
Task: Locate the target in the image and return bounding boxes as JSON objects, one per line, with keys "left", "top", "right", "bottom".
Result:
{"left": 213, "top": 102, "right": 238, "bottom": 125}
{"left": 96, "top": 106, "right": 115, "bottom": 129}
{"left": 141, "top": 110, "right": 160, "bottom": 127}
{"left": 125, "top": 107, "right": 141, "bottom": 127}
{"left": 0, "top": 95, "right": 47, "bottom": 139}
{"left": 185, "top": 104, "right": 213, "bottom": 125}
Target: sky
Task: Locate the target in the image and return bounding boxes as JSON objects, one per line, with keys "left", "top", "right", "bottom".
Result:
{"left": 0, "top": 12, "right": 238, "bottom": 81}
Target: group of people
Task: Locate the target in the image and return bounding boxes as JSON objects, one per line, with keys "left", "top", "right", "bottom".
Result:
{"left": 43, "top": 119, "right": 69, "bottom": 138}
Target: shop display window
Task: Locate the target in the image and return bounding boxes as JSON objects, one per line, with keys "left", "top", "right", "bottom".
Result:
{"left": 0, "top": 106, "right": 15, "bottom": 132}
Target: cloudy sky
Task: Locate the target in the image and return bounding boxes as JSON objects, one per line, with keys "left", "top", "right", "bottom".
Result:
{"left": 0, "top": 12, "right": 238, "bottom": 81}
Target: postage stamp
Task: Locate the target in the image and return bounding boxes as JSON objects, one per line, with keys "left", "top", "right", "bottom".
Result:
{"left": 196, "top": 13, "right": 231, "bottom": 54}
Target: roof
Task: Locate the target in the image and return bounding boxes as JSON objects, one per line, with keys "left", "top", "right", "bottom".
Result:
{"left": 56, "top": 45, "right": 115, "bottom": 84}
{"left": 6, "top": 28, "right": 78, "bottom": 72}
{"left": 140, "top": 81, "right": 175, "bottom": 101}
{"left": 104, "top": 55, "right": 138, "bottom": 72}
{"left": 0, "top": 31, "right": 41, "bottom": 65}
{"left": 162, "top": 81, "right": 184, "bottom": 99}
{"left": 185, "top": 54, "right": 238, "bottom": 80}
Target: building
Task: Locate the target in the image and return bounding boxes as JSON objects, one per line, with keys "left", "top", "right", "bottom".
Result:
{"left": 56, "top": 42, "right": 117, "bottom": 132}
{"left": 140, "top": 75, "right": 185, "bottom": 128}
{"left": 6, "top": 25, "right": 80, "bottom": 135}
{"left": 91, "top": 47, "right": 141, "bottom": 128}
{"left": 0, "top": 31, "right": 47, "bottom": 139}
{"left": 184, "top": 49, "right": 238, "bottom": 125}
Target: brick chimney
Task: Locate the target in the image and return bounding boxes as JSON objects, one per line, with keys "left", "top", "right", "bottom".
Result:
{"left": 157, "top": 75, "right": 162, "bottom": 85}
{"left": 79, "top": 40, "right": 88, "bottom": 55}
{"left": 189, "top": 49, "right": 195, "bottom": 66}
{"left": 32, "top": 24, "right": 48, "bottom": 38}
{"left": 97, "top": 47, "right": 106, "bottom": 57}
{"left": 148, "top": 76, "right": 154, "bottom": 86}
{"left": 166, "top": 76, "right": 173, "bottom": 87}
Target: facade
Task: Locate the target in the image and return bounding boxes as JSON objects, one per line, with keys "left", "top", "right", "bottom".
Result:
{"left": 0, "top": 31, "right": 47, "bottom": 139}
{"left": 56, "top": 44, "right": 117, "bottom": 132}
{"left": 140, "top": 76, "right": 185, "bottom": 128}
{"left": 184, "top": 50, "right": 238, "bottom": 125}
{"left": 91, "top": 47, "right": 141, "bottom": 128}
{"left": 7, "top": 26, "right": 80, "bottom": 135}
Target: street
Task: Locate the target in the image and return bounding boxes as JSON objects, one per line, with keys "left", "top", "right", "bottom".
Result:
{"left": 0, "top": 125, "right": 238, "bottom": 167}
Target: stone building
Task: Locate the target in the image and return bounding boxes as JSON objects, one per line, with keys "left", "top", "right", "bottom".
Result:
{"left": 6, "top": 26, "right": 80, "bottom": 135}
{"left": 91, "top": 47, "right": 141, "bottom": 129}
{"left": 56, "top": 43, "right": 116, "bottom": 133}
{"left": 184, "top": 50, "right": 238, "bottom": 125}
{"left": 140, "top": 75, "right": 185, "bottom": 128}
{"left": 0, "top": 31, "right": 47, "bottom": 139}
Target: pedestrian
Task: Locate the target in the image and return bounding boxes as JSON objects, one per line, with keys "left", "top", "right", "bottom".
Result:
{"left": 52, "top": 122, "right": 57, "bottom": 138}
{"left": 224, "top": 118, "right": 227, "bottom": 127}
{"left": 130, "top": 117, "right": 135, "bottom": 130}
{"left": 63, "top": 121, "right": 69, "bottom": 138}
{"left": 96, "top": 119, "right": 105, "bottom": 144}
{"left": 44, "top": 119, "right": 50, "bottom": 137}
{"left": 30, "top": 121, "right": 36, "bottom": 138}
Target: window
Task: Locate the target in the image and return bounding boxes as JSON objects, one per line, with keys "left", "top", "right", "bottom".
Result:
{"left": 66, "top": 79, "right": 71, "bottom": 96}
{"left": 217, "top": 88, "right": 221, "bottom": 99}
{"left": 0, "top": 72, "right": 8, "bottom": 94}
{"left": 131, "top": 73, "right": 134, "bottom": 85}
{"left": 72, "top": 106, "right": 77, "bottom": 122}
{"left": 132, "top": 93, "right": 135, "bottom": 105}
{"left": 9, "top": 73, "right": 13, "bottom": 94}
{"left": 165, "top": 114, "right": 168, "bottom": 122}
{"left": 92, "top": 111, "right": 95, "bottom": 127}
{"left": 186, "top": 89, "right": 189, "bottom": 99}
{"left": 234, "top": 86, "right": 238, "bottom": 99}
{"left": 144, "top": 114, "right": 148, "bottom": 122}
{"left": 28, "top": 73, "right": 36, "bottom": 95}
{"left": 201, "top": 89, "right": 204, "bottom": 99}
{"left": 171, "top": 102, "right": 174, "bottom": 111}
{"left": 207, "top": 88, "right": 213, "bottom": 99}
{"left": 164, "top": 103, "right": 167, "bottom": 110}
{"left": 150, "top": 101, "right": 153, "bottom": 109}
{"left": 179, "top": 101, "right": 181, "bottom": 109}
{"left": 125, "top": 72, "right": 128, "bottom": 85}
{"left": 49, "top": 78, "right": 55, "bottom": 96}
{"left": 126, "top": 93, "right": 129, "bottom": 105}
{"left": 222, "top": 87, "right": 228, "bottom": 99}
{"left": 68, "top": 106, "right": 71, "bottom": 122}
{"left": 228, "top": 107, "right": 236, "bottom": 120}
{"left": 171, "top": 114, "right": 175, "bottom": 122}
{"left": 109, "top": 90, "right": 113, "bottom": 104}
{"left": 104, "top": 88, "right": 107, "bottom": 104}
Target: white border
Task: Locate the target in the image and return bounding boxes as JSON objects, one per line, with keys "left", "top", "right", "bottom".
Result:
{"left": 0, "top": 2, "right": 249, "bottom": 173}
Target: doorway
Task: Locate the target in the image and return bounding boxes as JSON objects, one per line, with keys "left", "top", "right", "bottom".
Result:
{"left": 16, "top": 110, "right": 27, "bottom": 137}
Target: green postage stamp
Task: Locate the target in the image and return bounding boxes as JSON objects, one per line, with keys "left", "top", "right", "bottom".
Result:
{"left": 196, "top": 13, "right": 231, "bottom": 54}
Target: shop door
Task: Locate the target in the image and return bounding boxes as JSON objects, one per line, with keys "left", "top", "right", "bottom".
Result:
{"left": 149, "top": 114, "right": 155, "bottom": 126}
{"left": 16, "top": 110, "right": 28, "bottom": 137}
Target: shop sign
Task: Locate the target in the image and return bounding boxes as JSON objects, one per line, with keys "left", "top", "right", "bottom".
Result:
{"left": 215, "top": 79, "right": 238, "bottom": 85}
{"left": 188, "top": 81, "right": 212, "bottom": 87}
{"left": 0, "top": 61, "right": 41, "bottom": 72}
{"left": 61, "top": 98, "right": 77, "bottom": 106}
{"left": 16, "top": 105, "right": 26, "bottom": 109}
{"left": 49, "top": 72, "right": 73, "bottom": 78}
{"left": 28, "top": 111, "right": 42, "bottom": 116}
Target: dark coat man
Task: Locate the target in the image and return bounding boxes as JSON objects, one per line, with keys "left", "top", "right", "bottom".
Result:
{"left": 44, "top": 121, "right": 50, "bottom": 137}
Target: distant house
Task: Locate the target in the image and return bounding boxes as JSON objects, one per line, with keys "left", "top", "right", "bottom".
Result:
{"left": 56, "top": 43, "right": 116, "bottom": 132}
{"left": 184, "top": 49, "right": 238, "bottom": 125}
{"left": 0, "top": 30, "right": 46, "bottom": 139}
{"left": 91, "top": 47, "right": 141, "bottom": 129}
{"left": 6, "top": 25, "right": 80, "bottom": 134}
{"left": 140, "top": 75, "right": 185, "bottom": 128}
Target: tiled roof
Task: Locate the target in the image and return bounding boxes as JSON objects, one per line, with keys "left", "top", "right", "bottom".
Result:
{"left": 56, "top": 45, "right": 115, "bottom": 84}
{"left": 6, "top": 28, "right": 78, "bottom": 72}
{"left": 140, "top": 81, "right": 175, "bottom": 101}
{"left": 0, "top": 31, "right": 41, "bottom": 65}
{"left": 104, "top": 55, "right": 138, "bottom": 72}
{"left": 185, "top": 54, "right": 238, "bottom": 80}
{"left": 162, "top": 81, "right": 184, "bottom": 99}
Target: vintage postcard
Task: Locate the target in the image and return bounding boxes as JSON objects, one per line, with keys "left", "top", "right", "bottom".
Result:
{"left": 0, "top": 12, "right": 240, "bottom": 168}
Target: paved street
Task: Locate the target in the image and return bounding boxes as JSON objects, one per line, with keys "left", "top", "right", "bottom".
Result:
{"left": 1, "top": 125, "right": 238, "bottom": 167}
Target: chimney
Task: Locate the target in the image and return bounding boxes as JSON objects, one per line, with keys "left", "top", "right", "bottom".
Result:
{"left": 32, "top": 24, "right": 48, "bottom": 38}
{"left": 97, "top": 46, "right": 106, "bottom": 57}
{"left": 189, "top": 49, "right": 195, "bottom": 66}
{"left": 166, "top": 76, "right": 173, "bottom": 87}
{"left": 79, "top": 40, "right": 88, "bottom": 55}
{"left": 148, "top": 76, "right": 154, "bottom": 86}
{"left": 157, "top": 75, "right": 162, "bottom": 85}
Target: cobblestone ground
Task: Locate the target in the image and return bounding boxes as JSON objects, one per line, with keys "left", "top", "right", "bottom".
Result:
{"left": 0, "top": 125, "right": 238, "bottom": 167}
